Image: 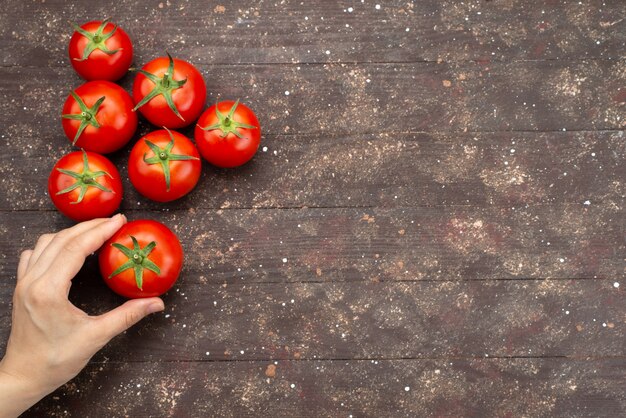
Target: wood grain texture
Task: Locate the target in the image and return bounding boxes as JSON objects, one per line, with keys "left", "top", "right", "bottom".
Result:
{"left": 0, "top": 59, "right": 624, "bottom": 139}
{"left": 21, "top": 359, "right": 626, "bottom": 418}
{"left": 1, "top": 205, "right": 622, "bottom": 284}
{"left": 1, "top": 130, "right": 624, "bottom": 211}
{"left": 0, "top": 279, "right": 613, "bottom": 361}
{"left": 2, "top": 0, "right": 625, "bottom": 66}
{"left": 0, "top": 0, "right": 625, "bottom": 416}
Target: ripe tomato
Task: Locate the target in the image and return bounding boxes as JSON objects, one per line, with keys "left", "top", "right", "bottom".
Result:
{"left": 62, "top": 81, "right": 138, "bottom": 154}
{"left": 68, "top": 19, "right": 133, "bottom": 81}
{"left": 132, "top": 53, "right": 206, "bottom": 129}
{"left": 194, "top": 100, "right": 261, "bottom": 168}
{"left": 99, "top": 220, "right": 183, "bottom": 298}
{"left": 48, "top": 150, "right": 122, "bottom": 222}
{"left": 128, "top": 128, "right": 201, "bottom": 202}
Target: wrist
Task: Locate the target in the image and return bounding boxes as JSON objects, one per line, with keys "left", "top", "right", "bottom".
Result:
{"left": 0, "top": 358, "right": 50, "bottom": 417}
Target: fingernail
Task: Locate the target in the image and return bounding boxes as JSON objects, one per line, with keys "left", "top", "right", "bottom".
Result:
{"left": 147, "top": 301, "right": 164, "bottom": 314}
{"left": 109, "top": 213, "right": 124, "bottom": 223}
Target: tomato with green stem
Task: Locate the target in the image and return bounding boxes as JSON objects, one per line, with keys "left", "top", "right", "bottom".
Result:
{"left": 62, "top": 81, "right": 137, "bottom": 154}
{"left": 128, "top": 128, "right": 201, "bottom": 202}
{"left": 194, "top": 100, "right": 261, "bottom": 168}
{"left": 132, "top": 53, "right": 206, "bottom": 129}
{"left": 48, "top": 150, "right": 122, "bottom": 221}
{"left": 68, "top": 19, "right": 133, "bottom": 81}
{"left": 99, "top": 220, "right": 183, "bottom": 298}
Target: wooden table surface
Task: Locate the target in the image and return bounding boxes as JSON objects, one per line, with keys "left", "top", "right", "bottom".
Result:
{"left": 1, "top": 1, "right": 625, "bottom": 416}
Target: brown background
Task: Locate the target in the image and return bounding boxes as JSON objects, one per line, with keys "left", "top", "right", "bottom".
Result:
{"left": 0, "top": 0, "right": 624, "bottom": 417}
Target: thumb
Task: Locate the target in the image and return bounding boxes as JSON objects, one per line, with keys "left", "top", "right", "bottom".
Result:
{"left": 95, "top": 297, "right": 164, "bottom": 341}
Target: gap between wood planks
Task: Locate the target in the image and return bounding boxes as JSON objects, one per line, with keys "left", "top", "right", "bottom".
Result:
{"left": 10, "top": 129, "right": 626, "bottom": 139}
{"left": 0, "top": 277, "right": 617, "bottom": 285}
{"left": 1, "top": 199, "right": 621, "bottom": 212}
{"left": 1, "top": 57, "right": 625, "bottom": 69}
{"left": 83, "top": 355, "right": 626, "bottom": 364}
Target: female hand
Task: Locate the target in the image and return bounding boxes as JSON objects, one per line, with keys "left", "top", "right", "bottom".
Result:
{"left": 0, "top": 215, "right": 165, "bottom": 417}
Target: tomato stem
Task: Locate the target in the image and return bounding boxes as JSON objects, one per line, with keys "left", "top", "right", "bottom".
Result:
{"left": 82, "top": 174, "right": 95, "bottom": 184}
{"left": 56, "top": 150, "right": 114, "bottom": 204}
{"left": 61, "top": 93, "right": 106, "bottom": 145}
{"left": 109, "top": 236, "right": 161, "bottom": 290}
{"left": 197, "top": 99, "right": 257, "bottom": 139}
{"left": 132, "top": 52, "right": 188, "bottom": 121}
{"left": 70, "top": 18, "right": 121, "bottom": 61}
{"left": 142, "top": 127, "right": 199, "bottom": 192}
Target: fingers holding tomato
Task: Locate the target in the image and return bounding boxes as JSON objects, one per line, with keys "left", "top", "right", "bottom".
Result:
{"left": 62, "top": 81, "right": 138, "bottom": 154}
{"left": 129, "top": 128, "right": 201, "bottom": 202}
{"left": 99, "top": 220, "right": 183, "bottom": 298}
{"left": 194, "top": 100, "right": 261, "bottom": 168}
{"left": 132, "top": 53, "right": 206, "bottom": 129}
{"left": 69, "top": 19, "right": 133, "bottom": 81}
{"left": 48, "top": 150, "right": 123, "bottom": 221}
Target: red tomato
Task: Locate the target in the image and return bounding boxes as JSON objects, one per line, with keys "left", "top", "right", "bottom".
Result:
{"left": 194, "top": 100, "right": 261, "bottom": 168}
{"left": 128, "top": 128, "right": 201, "bottom": 202}
{"left": 48, "top": 150, "right": 122, "bottom": 221}
{"left": 68, "top": 19, "right": 133, "bottom": 81}
{"left": 62, "top": 81, "right": 138, "bottom": 154}
{"left": 132, "top": 54, "right": 206, "bottom": 129}
{"left": 99, "top": 220, "right": 183, "bottom": 298}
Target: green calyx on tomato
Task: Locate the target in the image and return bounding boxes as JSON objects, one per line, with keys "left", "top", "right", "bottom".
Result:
{"left": 55, "top": 150, "right": 113, "bottom": 204}
{"left": 61, "top": 91, "right": 106, "bottom": 145}
{"left": 198, "top": 99, "right": 257, "bottom": 139}
{"left": 71, "top": 18, "right": 121, "bottom": 61}
{"left": 108, "top": 236, "right": 161, "bottom": 290}
{"left": 142, "top": 128, "right": 199, "bottom": 191}
{"left": 132, "top": 53, "right": 188, "bottom": 121}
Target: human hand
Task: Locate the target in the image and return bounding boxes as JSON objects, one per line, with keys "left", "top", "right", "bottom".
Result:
{"left": 0, "top": 215, "right": 165, "bottom": 417}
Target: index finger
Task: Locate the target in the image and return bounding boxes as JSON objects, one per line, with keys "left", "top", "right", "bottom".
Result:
{"left": 38, "top": 214, "right": 127, "bottom": 287}
{"left": 28, "top": 217, "right": 115, "bottom": 277}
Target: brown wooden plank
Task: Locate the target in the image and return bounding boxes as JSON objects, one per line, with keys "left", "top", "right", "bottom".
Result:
{"left": 21, "top": 358, "right": 626, "bottom": 417}
{"left": 66, "top": 279, "right": 626, "bottom": 360}
{"left": 1, "top": 1, "right": 624, "bottom": 417}
{"left": 0, "top": 278, "right": 623, "bottom": 360}
{"left": 0, "top": 60, "right": 623, "bottom": 141}
{"left": 1, "top": 130, "right": 624, "bottom": 211}
{"left": 1, "top": 205, "right": 622, "bottom": 284}
{"left": 2, "top": 0, "right": 625, "bottom": 67}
